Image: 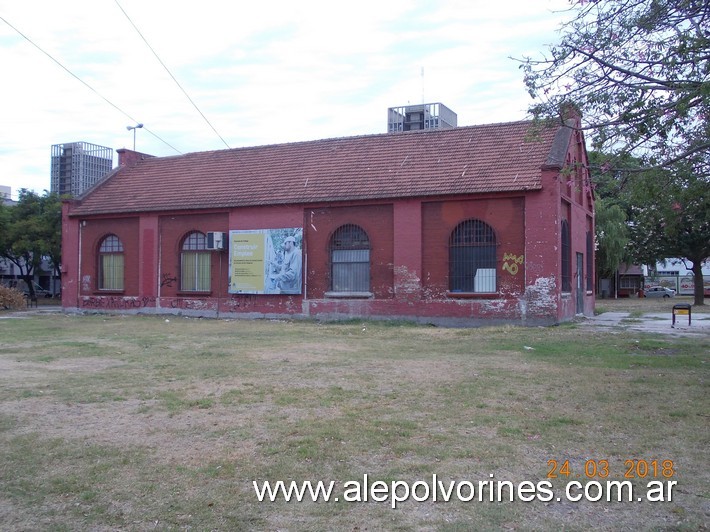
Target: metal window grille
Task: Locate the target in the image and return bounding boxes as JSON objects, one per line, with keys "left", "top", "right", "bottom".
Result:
{"left": 98, "top": 235, "right": 124, "bottom": 290}
{"left": 182, "top": 232, "right": 207, "bottom": 251}
{"left": 330, "top": 224, "right": 370, "bottom": 292}
{"left": 449, "top": 219, "right": 497, "bottom": 292}
{"left": 181, "top": 232, "right": 211, "bottom": 291}
{"left": 99, "top": 234, "right": 123, "bottom": 253}
{"left": 561, "top": 220, "right": 571, "bottom": 292}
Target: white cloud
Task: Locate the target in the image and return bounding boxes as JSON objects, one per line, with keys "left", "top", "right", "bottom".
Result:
{"left": 0, "top": 0, "right": 571, "bottom": 197}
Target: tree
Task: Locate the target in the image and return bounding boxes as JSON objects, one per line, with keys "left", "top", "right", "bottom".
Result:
{"left": 39, "top": 193, "right": 63, "bottom": 282}
{"left": 0, "top": 190, "right": 62, "bottom": 300}
{"left": 595, "top": 197, "right": 630, "bottom": 280}
{"left": 627, "top": 165, "right": 709, "bottom": 305}
{"left": 521, "top": 0, "right": 709, "bottom": 305}
{"left": 589, "top": 149, "right": 708, "bottom": 305}
{"left": 520, "top": 0, "right": 710, "bottom": 178}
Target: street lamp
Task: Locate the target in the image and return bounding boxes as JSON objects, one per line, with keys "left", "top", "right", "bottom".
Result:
{"left": 126, "top": 123, "right": 144, "bottom": 150}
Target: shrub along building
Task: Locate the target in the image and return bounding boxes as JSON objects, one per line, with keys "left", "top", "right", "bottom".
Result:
{"left": 61, "top": 109, "right": 595, "bottom": 326}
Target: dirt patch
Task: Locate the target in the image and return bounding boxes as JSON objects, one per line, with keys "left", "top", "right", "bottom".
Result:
{"left": 0, "top": 397, "right": 261, "bottom": 466}
{"left": 0, "top": 356, "right": 125, "bottom": 381}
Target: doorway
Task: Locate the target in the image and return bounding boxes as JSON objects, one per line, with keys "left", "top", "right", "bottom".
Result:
{"left": 576, "top": 253, "right": 584, "bottom": 314}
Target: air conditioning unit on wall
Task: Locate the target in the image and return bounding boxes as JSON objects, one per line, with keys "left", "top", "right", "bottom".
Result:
{"left": 206, "top": 231, "right": 226, "bottom": 250}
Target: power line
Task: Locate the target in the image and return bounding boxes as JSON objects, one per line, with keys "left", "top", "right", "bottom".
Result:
{"left": 114, "top": 0, "right": 232, "bottom": 150}
{"left": 0, "top": 14, "right": 182, "bottom": 155}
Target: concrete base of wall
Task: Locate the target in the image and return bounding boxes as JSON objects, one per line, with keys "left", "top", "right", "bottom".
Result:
{"left": 62, "top": 305, "right": 563, "bottom": 328}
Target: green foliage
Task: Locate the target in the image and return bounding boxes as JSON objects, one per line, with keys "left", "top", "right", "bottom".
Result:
{"left": 628, "top": 168, "right": 708, "bottom": 263}
{"left": 594, "top": 198, "right": 629, "bottom": 278}
{"left": 589, "top": 145, "right": 708, "bottom": 304}
{"left": 520, "top": 0, "right": 710, "bottom": 178}
{"left": 626, "top": 164, "right": 709, "bottom": 304}
{"left": 0, "top": 190, "right": 62, "bottom": 298}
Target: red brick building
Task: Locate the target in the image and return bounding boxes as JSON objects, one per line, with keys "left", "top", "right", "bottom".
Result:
{"left": 61, "top": 116, "right": 594, "bottom": 325}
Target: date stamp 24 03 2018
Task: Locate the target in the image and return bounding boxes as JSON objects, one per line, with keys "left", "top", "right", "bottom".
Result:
{"left": 547, "top": 459, "right": 676, "bottom": 480}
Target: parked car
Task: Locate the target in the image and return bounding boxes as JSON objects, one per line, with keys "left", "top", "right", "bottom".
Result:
{"left": 20, "top": 281, "right": 52, "bottom": 298}
{"left": 644, "top": 286, "right": 676, "bottom": 298}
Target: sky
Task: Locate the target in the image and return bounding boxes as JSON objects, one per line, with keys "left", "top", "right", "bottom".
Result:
{"left": 0, "top": 0, "right": 573, "bottom": 199}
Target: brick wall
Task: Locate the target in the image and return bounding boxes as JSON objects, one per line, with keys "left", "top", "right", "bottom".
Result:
{"left": 63, "top": 188, "right": 594, "bottom": 323}
{"left": 305, "top": 203, "right": 394, "bottom": 298}
{"left": 77, "top": 216, "right": 140, "bottom": 296}
{"left": 422, "top": 196, "right": 526, "bottom": 298}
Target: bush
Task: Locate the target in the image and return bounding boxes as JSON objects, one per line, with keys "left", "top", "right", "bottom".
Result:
{"left": 0, "top": 285, "right": 27, "bottom": 310}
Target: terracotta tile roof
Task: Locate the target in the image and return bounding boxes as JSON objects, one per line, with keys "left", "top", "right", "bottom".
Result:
{"left": 69, "top": 120, "right": 562, "bottom": 216}
{"left": 618, "top": 263, "right": 644, "bottom": 275}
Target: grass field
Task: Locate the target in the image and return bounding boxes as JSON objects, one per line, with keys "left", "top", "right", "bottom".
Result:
{"left": 0, "top": 308, "right": 708, "bottom": 530}
{"left": 595, "top": 295, "right": 710, "bottom": 315}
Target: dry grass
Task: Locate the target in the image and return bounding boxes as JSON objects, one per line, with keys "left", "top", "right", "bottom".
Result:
{"left": 0, "top": 286, "right": 26, "bottom": 310}
{"left": 0, "top": 312, "right": 707, "bottom": 530}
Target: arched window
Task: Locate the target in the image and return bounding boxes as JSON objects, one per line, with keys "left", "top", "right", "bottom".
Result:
{"left": 449, "top": 219, "right": 496, "bottom": 293}
{"left": 561, "top": 220, "right": 571, "bottom": 292}
{"left": 181, "top": 232, "right": 211, "bottom": 292}
{"left": 98, "top": 235, "right": 124, "bottom": 290}
{"left": 329, "top": 224, "right": 370, "bottom": 292}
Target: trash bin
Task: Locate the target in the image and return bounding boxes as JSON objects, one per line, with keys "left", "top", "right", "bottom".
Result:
{"left": 672, "top": 303, "right": 691, "bottom": 328}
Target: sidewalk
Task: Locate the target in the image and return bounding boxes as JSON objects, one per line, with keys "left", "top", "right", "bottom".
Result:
{"left": 581, "top": 310, "right": 710, "bottom": 337}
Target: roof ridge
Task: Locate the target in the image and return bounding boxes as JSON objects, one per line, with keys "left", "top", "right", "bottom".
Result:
{"left": 140, "top": 119, "right": 540, "bottom": 163}
{"left": 69, "top": 118, "right": 560, "bottom": 216}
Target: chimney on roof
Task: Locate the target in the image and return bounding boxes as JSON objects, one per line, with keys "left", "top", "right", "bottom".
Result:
{"left": 560, "top": 102, "right": 582, "bottom": 127}
{"left": 117, "top": 148, "right": 155, "bottom": 168}
{"left": 387, "top": 102, "right": 457, "bottom": 133}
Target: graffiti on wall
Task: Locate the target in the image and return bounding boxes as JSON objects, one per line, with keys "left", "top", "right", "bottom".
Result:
{"left": 164, "top": 298, "right": 216, "bottom": 310}
{"left": 81, "top": 296, "right": 156, "bottom": 309}
{"left": 502, "top": 253, "right": 524, "bottom": 276}
{"left": 160, "top": 273, "right": 177, "bottom": 288}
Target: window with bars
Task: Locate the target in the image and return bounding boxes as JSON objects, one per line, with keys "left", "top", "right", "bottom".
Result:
{"left": 561, "top": 220, "right": 571, "bottom": 292}
{"left": 181, "top": 232, "right": 211, "bottom": 292}
{"left": 98, "top": 235, "right": 124, "bottom": 290}
{"left": 329, "top": 224, "right": 370, "bottom": 292}
{"left": 449, "top": 219, "right": 497, "bottom": 293}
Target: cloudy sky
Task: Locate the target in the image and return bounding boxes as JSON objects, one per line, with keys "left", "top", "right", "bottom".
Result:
{"left": 0, "top": 0, "right": 572, "bottom": 198}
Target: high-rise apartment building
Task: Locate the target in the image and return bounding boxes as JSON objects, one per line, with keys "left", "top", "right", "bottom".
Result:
{"left": 387, "top": 103, "right": 457, "bottom": 133}
{"left": 50, "top": 142, "right": 113, "bottom": 197}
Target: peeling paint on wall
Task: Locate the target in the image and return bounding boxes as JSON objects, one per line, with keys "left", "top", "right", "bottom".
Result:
{"left": 520, "top": 276, "right": 557, "bottom": 322}
{"left": 225, "top": 294, "right": 256, "bottom": 311}
{"left": 480, "top": 298, "right": 509, "bottom": 314}
{"left": 166, "top": 298, "right": 216, "bottom": 311}
{"left": 393, "top": 265, "right": 421, "bottom": 298}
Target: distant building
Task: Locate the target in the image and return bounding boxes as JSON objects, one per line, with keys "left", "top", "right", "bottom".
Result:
{"left": 644, "top": 259, "right": 710, "bottom": 296}
{"left": 50, "top": 142, "right": 113, "bottom": 197}
{"left": 387, "top": 103, "right": 457, "bottom": 133}
{"left": 0, "top": 185, "right": 15, "bottom": 205}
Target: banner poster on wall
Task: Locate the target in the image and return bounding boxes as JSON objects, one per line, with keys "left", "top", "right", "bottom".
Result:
{"left": 228, "top": 228, "right": 303, "bottom": 295}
